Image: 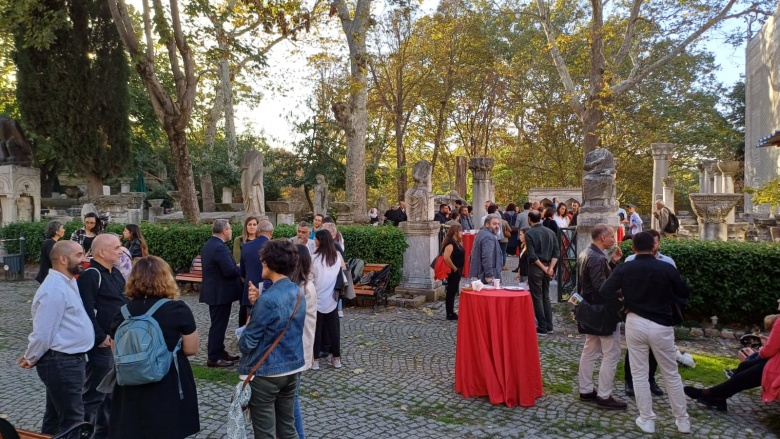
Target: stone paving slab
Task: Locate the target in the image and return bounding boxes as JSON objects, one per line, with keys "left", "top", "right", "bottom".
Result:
{"left": 1, "top": 258, "right": 780, "bottom": 438}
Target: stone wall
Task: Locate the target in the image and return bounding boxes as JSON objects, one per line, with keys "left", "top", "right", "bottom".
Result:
{"left": 745, "top": 4, "right": 780, "bottom": 214}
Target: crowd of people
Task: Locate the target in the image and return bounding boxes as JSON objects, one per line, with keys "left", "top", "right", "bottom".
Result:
{"left": 20, "top": 213, "right": 354, "bottom": 438}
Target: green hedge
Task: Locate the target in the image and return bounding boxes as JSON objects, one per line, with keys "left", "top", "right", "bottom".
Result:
{"left": 0, "top": 221, "right": 407, "bottom": 289}
{"left": 619, "top": 239, "right": 780, "bottom": 325}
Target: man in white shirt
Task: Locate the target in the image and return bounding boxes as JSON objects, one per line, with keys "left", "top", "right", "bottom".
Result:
{"left": 627, "top": 204, "right": 643, "bottom": 237}
{"left": 19, "top": 240, "right": 94, "bottom": 435}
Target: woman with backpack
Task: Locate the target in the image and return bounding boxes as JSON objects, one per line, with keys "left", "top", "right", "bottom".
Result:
{"left": 108, "top": 256, "right": 200, "bottom": 439}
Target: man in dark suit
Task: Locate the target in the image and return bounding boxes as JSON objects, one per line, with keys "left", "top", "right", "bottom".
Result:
{"left": 200, "top": 219, "right": 242, "bottom": 367}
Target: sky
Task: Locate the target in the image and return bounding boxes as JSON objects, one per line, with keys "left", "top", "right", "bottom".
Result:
{"left": 241, "top": 21, "right": 752, "bottom": 150}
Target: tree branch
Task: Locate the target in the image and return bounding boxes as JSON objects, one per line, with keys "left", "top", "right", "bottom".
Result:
{"left": 612, "top": 0, "right": 749, "bottom": 96}
{"left": 534, "top": 0, "right": 584, "bottom": 117}
{"left": 613, "top": 0, "right": 643, "bottom": 67}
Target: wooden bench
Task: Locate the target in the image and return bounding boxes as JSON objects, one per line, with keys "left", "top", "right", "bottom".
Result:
{"left": 353, "top": 263, "right": 390, "bottom": 312}
{"left": 175, "top": 256, "right": 202, "bottom": 291}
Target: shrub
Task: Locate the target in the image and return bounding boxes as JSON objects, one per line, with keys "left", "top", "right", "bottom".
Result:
{"left": 620, "top": 239, "right": 780, "bottom": 325}
{"left": 4, "top": 221, "right": 407, "bottom": 289}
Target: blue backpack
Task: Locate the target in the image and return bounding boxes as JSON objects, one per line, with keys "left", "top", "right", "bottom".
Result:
{"left": 113, "top": 299, "right": 183, "bottom": 399}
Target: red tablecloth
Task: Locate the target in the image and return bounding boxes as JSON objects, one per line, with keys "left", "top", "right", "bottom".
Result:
{"left": 461, "top": 232, "right": 475, "bottom": 277}
{"left": 455, "top": 289, "right": 543, "bottom": 407}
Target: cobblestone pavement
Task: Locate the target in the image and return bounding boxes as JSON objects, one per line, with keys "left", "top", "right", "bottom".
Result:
{"left": 2, "top": 258, "right": 780, "bottom": 438}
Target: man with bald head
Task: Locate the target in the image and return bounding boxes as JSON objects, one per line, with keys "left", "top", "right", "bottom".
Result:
{"left": 77, "top": 233, "right": 126, "bottom": 438}
{"left": 20, "top": 241, "right": 94, "bottom": 434}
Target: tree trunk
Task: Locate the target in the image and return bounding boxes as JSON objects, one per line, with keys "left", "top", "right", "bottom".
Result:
{"left": 395, "top": 116, "right": 407, "bottom": 202}
{"left": 430, "top": 99, "right": 448, "bottom": 175}
{"left": 168, "top": 129, "right": 201, "bottom": 224}
{"left": 303, "top": 183, "right": 313, "bottom": 213}
{"left": 86, "top": 172, "right": 104, "bottom": 199}
{"left": 218, "top": 37, "right": 237, "bottom": 165}
{"left": 582, "top": 104, "right": 603, "bottom": 157}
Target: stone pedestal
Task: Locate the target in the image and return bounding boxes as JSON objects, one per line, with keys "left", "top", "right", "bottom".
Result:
{"left": 662, "top": 176, "right": 676, "bottom": 213}
{"left": 717, "top": 160, "right": 740, "bottom": 224}
{"left": 102, "top": 185, "right": 111, "bottom": 196}
{"left": 127, "top": 208, "right": 143, "bottom": 225}
{"left": 727, "top": 223, "right": 749, "bottom": 242}
{"left": 120, "top": 178, "right": 132, "bottom": 194}
{"left": 755, "top": 218, "right": 777, "bottom": 241}
{"left": 396, "top": 221, "right": 445, "bottom": 302}
{"left": 0, "top": 165, "right": 42, "bottom": 226}
{"left": 651, "top": 143, "right": 673, "bottom": 230}
{"left": 167, "top": 191, "right": 182, "bottom": 212}
{"left": 331, "top": 202, "right": 357, "bottom": 224}
{"left": 222, "top": 187, "right": 233, "bottom": 204}
{"left": 148, "top": 199, "right": 164, "bottom": 224}
{"left": 469, "top": 157, "right": 495, "bottom": 225}
{"left": 689, "top": 193, "right": 742, "bottom": 241}
{"left": 266, "top": 200, "right": 304, "bottom": 226}
{"left": 576, "top": 149, "right": 619, "bottom": 257}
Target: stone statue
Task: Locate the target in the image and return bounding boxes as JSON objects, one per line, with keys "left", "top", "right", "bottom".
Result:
{"left": 241, "top": 149, "right": 265, "bottom": 214}
{"left": 580, "top": 149, "right": 616, "bottom": 214}
{"left": 0, "top": 116, "right": 33, "bottom": 166}
{"left": 313, "top": 174, "right": 329, "bottom": 216}
{"left": 404, "top": 160, "right": 434, "bottom": 222}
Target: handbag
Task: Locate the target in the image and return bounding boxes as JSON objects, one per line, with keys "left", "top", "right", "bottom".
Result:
{"left": 575, "top": 299, "right": 621, "bottom": 336}
{"left": 234, "top": 290, "right": 303, "bottom": 410}
{"left": 333, "top": 268, "right": 350, "bottom": 301}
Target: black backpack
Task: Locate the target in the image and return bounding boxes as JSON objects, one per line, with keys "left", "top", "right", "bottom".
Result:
{"left": 664, "top": 208, "right": 679, "bottom": 234}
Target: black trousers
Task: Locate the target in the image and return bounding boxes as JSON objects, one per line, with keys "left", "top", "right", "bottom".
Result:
{"left": 528, "top": 265, "right": 553, "bottom": 331}
{"left": 208, "top": 303, "right": 232, "bottom": 362}
{"left": 445, "top": 270, "right": 461, "bottom": 316}
{"left": 708, "top": 357, "right": 767, "bottom": 399}
{"left": 313, "top": 308, "right": 340, "bottom": 358}
{"left": 625, "top": 350, "right": 658, "bottom": 386}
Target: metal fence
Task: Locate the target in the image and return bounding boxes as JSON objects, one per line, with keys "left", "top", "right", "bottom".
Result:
{"left": 556, "top": 227, "right": 577, "bottom": 302}
{"left": 0, "top": 236, "right": 26, "bottom": 280}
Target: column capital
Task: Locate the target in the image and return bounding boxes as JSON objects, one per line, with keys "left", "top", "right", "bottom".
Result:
{"left": 716, "top": 160, "right": 740, "bottom": 176}
{"left": 689, "top": 194, "right": 741, "bottom": 224}
{"left": 650, "top": 143, "right": 674, "bottom": 160}
{"left": 468, "top": 157, "right": 495, "bottom": 179}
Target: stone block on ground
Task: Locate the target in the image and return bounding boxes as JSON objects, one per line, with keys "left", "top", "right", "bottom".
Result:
{"left": 704, "top": 328, "right": 721, "bottom": 337}
{"left": 387, "top": 294, "right": 426, "bottom": 308}
{"left": 689, "top": 328, "right": 704, "bottom": 337}
{"left": 720, "top": 329, "right": 736, "bottom": 339}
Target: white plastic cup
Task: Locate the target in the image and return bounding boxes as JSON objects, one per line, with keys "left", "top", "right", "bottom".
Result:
{"left": 492, "top": 278, "right": 500, "bottom": 289}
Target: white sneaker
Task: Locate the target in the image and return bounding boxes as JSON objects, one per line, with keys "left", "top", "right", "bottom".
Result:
{"left": 312, "top": 360, "right": 320, "bottom": 371}
{"left": 635, "top": 417, "right": 655, "bottom": 434}
{"left": 676, "top": 419, "right": 691, "bottom": 434}
{"left": 331, "top": 357, "right": 343, "bottom": 369}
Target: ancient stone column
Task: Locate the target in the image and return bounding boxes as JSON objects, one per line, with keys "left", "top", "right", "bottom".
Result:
{"left": 468, "top": 157, "right": 495, "bottom": 224}
{"left": 662, "top": 176, "right": 676, "bottom": 214}
{"left": 718, "top": 160, "right": 741, "bottom": 224}
{"left": 712, "top": 167, "right": 723, "bottom": 194}
{"left": 696, "top": 162, "right": 706, "bottom": 193}
{"left": 455, "top": 156, "right": 468, "bottom": 199}
{"left": 396, "top": 161, "right": 444, "bottom": 302}
{"left": 651, "top": 143, "right": 673, "bottom": 230}
{"left": 489, "top": 179, "right": 496, "bottom": 206}
{"left": 704, "top": 161, "right": 717, "bottom": 195}
{"left": 576, "top": 149, "right": 619, "bottom": 256}
{"left": 689, "top": 194, "right": 742, "bottom": 241}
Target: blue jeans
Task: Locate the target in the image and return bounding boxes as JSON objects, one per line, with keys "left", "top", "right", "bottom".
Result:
{"left": 83, "top": 346, "right": 113, "bottom": 439}
{"left": 500, "top": 242, "right": 508, "bottom": 267}
{"left": 35, "top": 350, "right": 87, "bottom": 435}
{"left": 293, "top": 375, "right": 305, "bottom": 439}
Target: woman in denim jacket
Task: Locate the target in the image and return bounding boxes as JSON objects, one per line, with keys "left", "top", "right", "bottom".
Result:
{"left": 239, "top": 240, "right": 306, "bottom": 439}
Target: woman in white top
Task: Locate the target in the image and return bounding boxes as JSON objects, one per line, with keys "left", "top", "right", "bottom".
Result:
{"left": 291, "top": 244, "right": 317, "bottom": 438}
{"left": 553, "top": 203, "right": 570, "bottom": 229}
{"left": 310, "top": 230, "right": 343, "bottom": 371}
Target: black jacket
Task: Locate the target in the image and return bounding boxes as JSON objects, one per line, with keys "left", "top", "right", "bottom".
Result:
{"left": 200, "top": 236, "right": 242, "bottom": 306}
{"left": 78, "top": 260, "right": 128, "bottom": 345}
{"left": 600, "top": 254, "right": 691, "bottom": 327}
{"left": 35, "top": 238, "right": 56, "bottom": 284}
{"left": 126, "top": 238, "right": 143, "bottom": 259}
